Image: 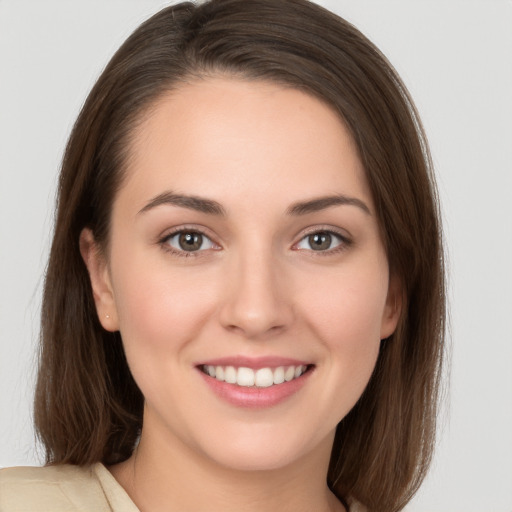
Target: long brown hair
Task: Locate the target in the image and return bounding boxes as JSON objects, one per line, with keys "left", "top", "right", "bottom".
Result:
{"left": 35, "top": 1, "right": 446, "bottom": 510}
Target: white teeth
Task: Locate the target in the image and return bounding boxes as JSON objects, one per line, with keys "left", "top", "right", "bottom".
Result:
{"left": 237, "top": 367, "right": 255, "bottom": 387}
{"left": 224, "top": 366, "right": 237, "bottom": 384}
{"left": 284, "top": 366, "right": 295, "bottom": 382}
{"left": 204, "top": 364, "right": 308, "bottom": 387}
{"left": 215, "top": 366, "right": 224, "bottom": 381}
{"left": 273, "top": 366, "right": 285, "bottom": 384}
{"left": 255, "top": 368, "right": 273, "bottom": 387}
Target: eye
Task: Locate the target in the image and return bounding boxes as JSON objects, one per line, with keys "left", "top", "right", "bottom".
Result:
{"left": 295, "top": 231, "right": 346, "bottom": 252}
{"left": 164, "top": 230, "right": 216, "bottom": 253}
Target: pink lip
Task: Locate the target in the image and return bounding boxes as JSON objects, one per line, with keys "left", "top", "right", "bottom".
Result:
{"left": 196, "top": 360, "right": 314, "bottom": 409}
{"left": 196, "top": 355, "right": 310, "bottom": 370}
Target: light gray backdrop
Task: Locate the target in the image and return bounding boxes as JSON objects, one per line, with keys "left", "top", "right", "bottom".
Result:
{"left": 1, "top": 1, "right": 511, "bottom": 510}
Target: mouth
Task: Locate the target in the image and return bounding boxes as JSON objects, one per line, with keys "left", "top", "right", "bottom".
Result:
{"left": 198, "top": 364, "right": 313, "bottom": 388}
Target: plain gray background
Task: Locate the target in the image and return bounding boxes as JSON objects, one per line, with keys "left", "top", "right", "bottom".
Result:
{"left": 1, "top": 1, "right": 511, "bottom": 510}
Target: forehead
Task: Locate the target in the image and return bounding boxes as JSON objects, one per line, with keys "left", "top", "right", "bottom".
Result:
{"left": 118, "top": 77, "right": 371, "bottom": 214}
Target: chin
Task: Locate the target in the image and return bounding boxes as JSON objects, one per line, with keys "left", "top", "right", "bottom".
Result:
{"left": 191, "top": 424, "right": 334, "bottom": 474}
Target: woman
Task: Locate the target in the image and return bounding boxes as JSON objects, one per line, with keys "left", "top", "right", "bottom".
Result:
{"left": 0, "top": 0, "right": 445, "bottom": 511}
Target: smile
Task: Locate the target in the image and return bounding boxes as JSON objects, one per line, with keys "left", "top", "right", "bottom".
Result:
{"left": 200, "top": 364, "right": 309, "bottom": 388}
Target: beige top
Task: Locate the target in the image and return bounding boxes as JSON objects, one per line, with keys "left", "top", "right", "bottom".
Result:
{"left": 0, "top": 463, "right": 365, "bottom": 512}
{"left": 0, "top": 463, "right": 139, "bottom": 512}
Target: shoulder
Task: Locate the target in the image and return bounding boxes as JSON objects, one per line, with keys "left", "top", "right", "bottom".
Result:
{"left": 0, "top": 464, "right": 111, "bottom": 512}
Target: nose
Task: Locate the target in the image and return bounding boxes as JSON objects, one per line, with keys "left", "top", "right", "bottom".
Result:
{"left": 219, "top": 247, "right": 294, "bottom": 339}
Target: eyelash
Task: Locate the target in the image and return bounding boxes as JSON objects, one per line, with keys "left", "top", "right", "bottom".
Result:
{"left": 293, "top": 227, "right": 352, "bottom": 255}
{"left": 159, "top": 227, "right": 217, "bottom": 258}
{"left": 158, "top": 227, "right": 352, "bottom": 258}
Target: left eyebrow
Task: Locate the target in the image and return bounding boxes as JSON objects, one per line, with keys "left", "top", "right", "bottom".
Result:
{"left": 286, "top": 194, "right": 371, "bottom": 216}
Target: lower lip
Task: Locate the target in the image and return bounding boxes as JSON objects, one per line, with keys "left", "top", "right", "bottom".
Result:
{"left": 197, "top": 368, "right": 313, "bottom": 409}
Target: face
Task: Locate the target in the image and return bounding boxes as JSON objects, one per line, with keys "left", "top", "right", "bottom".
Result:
{"left": 82, "top": 77, "right": 400, "bottom": 473}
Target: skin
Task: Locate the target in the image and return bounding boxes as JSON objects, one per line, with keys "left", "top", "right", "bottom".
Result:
{"left": 81, "top": 77, "right": 401, "bottom": 512}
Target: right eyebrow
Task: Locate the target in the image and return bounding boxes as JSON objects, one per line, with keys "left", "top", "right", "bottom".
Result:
{"left": 137, "top": 191, "right": 226, "bottom": 216}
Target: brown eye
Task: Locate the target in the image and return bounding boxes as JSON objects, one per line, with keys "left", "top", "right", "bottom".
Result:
{"left": 308, "top": 232, "right": 333, "bottom": 251}
{"left": 164, "top": 231, "right": 215, "bottom": 253}
{"left": 179, "top": 232, "right": 203, "bottom": 251}
{"left": 295, "top": 230, "right": 346, "bottom": 252}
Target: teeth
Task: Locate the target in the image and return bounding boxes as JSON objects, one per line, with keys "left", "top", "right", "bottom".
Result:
{"left": 237, "top": 367, "right": 255, "bottom": 387}
{"left": 203, "top": 364, "right": 308, "bottom": 387}
{"left": 224, "top": 366, "right": 237, "bottom": 384}
{"left": 273, "top": 366, "right": 285, "bottom": 385}
{"left": 255, "top": 368, "right": 273, "bottom": 387}
{"left": 284, "top": 366, "right": 295, "bottom": 382}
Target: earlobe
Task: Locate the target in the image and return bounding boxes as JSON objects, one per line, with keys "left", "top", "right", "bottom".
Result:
{"left": 79, "top": 228, "right": 119, "bottom": 332}
{"left": 380, "top": 274, "right": 403, "bottom": 340}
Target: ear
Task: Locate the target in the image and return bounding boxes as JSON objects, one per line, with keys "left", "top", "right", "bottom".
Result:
{"left": 380, "top": 274, "right": 403, "bottom": 340}
{"left": 79, "top": 228, "right": 119, "bottom": 332}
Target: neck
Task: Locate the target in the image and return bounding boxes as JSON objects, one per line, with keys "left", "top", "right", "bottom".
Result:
{"left": 109, "top": 420, "right": 343, "bottom": 512}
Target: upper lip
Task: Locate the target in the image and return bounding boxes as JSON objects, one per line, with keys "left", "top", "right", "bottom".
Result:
{"left": 195, "top": 356, "right": 312, "bottom": 370}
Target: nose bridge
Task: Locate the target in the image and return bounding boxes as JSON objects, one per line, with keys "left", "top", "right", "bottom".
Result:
{"left": 219, "top": 237, "right": 292, "bottom": 338}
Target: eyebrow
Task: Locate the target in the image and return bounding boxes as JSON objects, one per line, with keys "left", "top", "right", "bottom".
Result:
{"left": 138, "top": 191, "right": 370, "bottom": 217}
{"left": 138, "top": 191, "right": 226, "bottom": 216}
{"left": 286, "top": 194, "right": 371, "bottom": 216}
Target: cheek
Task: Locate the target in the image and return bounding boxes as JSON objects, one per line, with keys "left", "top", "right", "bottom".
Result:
{"left": 108, "top": 256, "right": 220, "bottom": 421}
{"left": 304, "top": 267, "right": 388, "bottom": 341}
{"left": 298, "top": 261, "right": 388, "bottom": 388}
{"left": 109, "top": 249, "right": 218, "bottom": 358}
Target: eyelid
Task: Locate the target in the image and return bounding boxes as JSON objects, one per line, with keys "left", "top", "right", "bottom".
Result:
{"left": 158, "top": 225, "right": 221, "bottom": 256}
{"left": 156, "top": 224, "right": 352, "bottom": 256}
{"left": 293, "top": 224, "right": 352, "bottom": 241}
{"left": 292, "top": 225, "right": 352, "bottom": 252}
